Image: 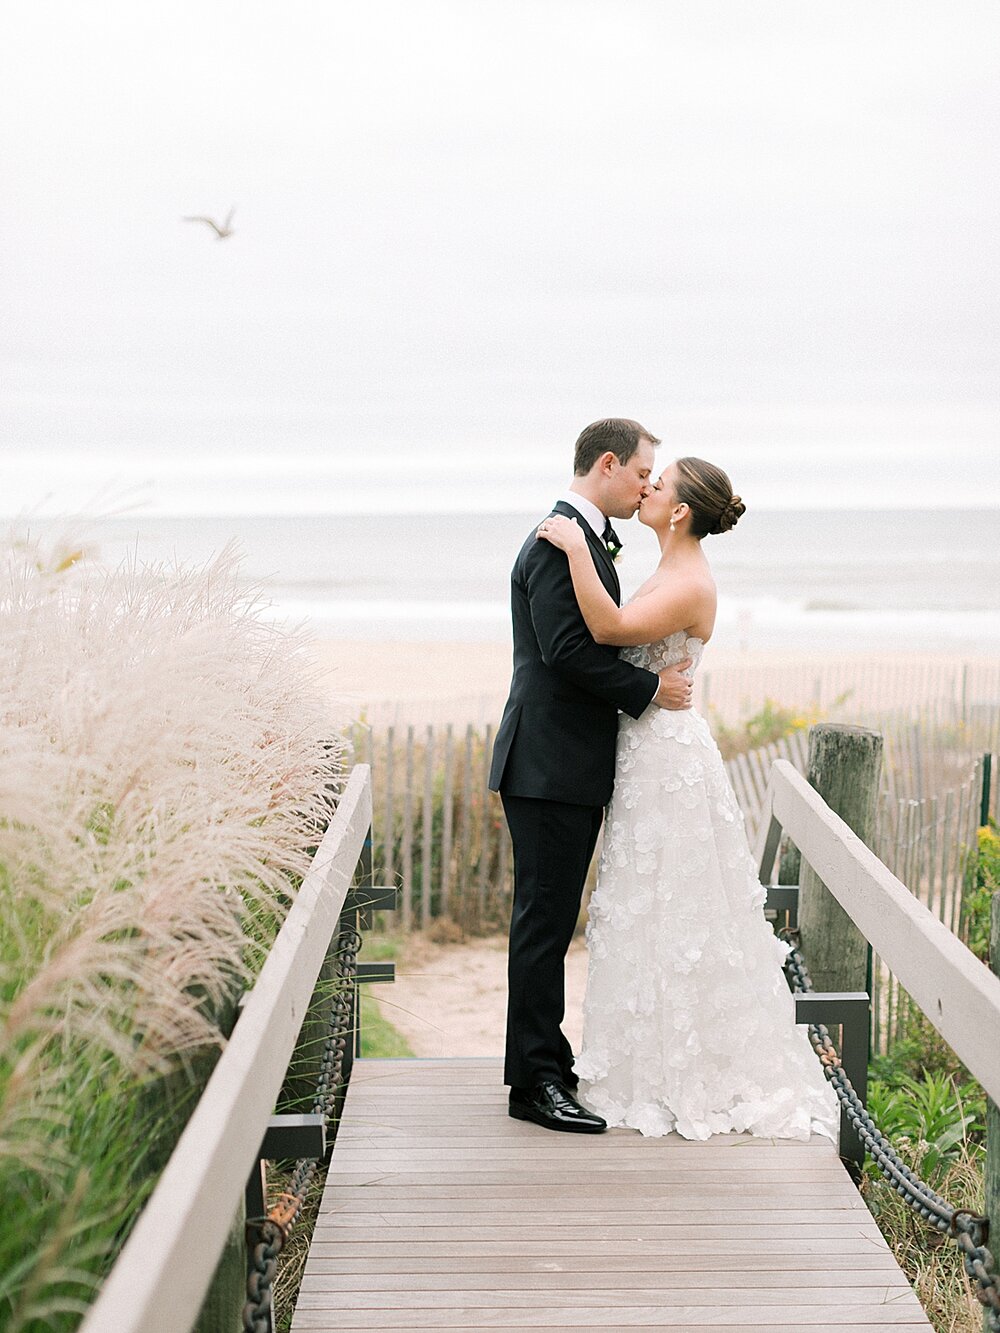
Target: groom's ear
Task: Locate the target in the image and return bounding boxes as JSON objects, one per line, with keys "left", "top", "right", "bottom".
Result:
{"left": 596, "top": 450, "right": 618, "bottom": 477}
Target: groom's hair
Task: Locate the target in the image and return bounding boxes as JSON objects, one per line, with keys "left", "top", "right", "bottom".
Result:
{"left": 573, "top": 418, "right": 660, "bottom": 475}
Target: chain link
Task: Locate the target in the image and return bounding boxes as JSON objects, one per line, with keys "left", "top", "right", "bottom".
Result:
{"left": 242, "top": 919, "right": 361, "bottom": 1330}
{"left": 782, "top": 930, "right": 1000, "bottom": 1329}
{"left": 242, "top": 1218, "right": 285, "bottom": 1333}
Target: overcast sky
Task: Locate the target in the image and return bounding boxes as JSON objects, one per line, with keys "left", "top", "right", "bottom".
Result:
{"left": 2, "top": 1, "right": 998, "bottom": 514}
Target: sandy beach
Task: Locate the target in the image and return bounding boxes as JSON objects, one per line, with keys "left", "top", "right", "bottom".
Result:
{"left": 368, "top": 931, "right": 586, "bottom": 1060}
{"left": 310, "top": 638, "right": 998, "bottom": 728}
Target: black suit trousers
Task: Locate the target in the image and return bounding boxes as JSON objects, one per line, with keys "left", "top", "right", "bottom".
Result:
{"left": 501, "top": 791, "right": 604, "bottom": 1089}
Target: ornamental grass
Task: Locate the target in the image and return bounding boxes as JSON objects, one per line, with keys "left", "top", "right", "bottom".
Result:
{"left": 0, "top": 531, "right": 340, "bottom": 1330}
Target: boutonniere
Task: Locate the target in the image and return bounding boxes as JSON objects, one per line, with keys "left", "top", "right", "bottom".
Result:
{"left": 605, "top": 538, "right": 623, "bottom": 563}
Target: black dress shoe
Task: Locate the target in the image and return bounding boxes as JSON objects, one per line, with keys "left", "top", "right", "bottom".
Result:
{"left": 509, "top": 1081, "right": 606, "bottom": 1133}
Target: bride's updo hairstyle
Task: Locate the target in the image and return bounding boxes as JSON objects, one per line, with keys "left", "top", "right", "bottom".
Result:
{"left": 675, "top": 457, "right": 746, "bottom": 538}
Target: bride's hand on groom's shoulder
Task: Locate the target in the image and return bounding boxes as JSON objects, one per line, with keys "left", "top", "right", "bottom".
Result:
{"left": 653, "top": 660, "right": 694, "bottom": 711}
{"left": 536, "top": 515, "right": 586, "bottom": 553}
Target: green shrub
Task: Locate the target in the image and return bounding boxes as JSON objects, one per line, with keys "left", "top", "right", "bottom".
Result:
{"left": 962, "top": 819, "right": 1000, "bottom": 962}
{"left": 866, "top": 1072, "right": 984, "bottom": 1185}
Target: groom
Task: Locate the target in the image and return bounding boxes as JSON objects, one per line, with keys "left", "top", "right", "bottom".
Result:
{"left": 489, "top": 418, "right": 693, "bottom": 1133}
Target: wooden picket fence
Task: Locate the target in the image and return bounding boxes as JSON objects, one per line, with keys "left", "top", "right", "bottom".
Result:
{"left": 870, "top": 753, "right": 998, "bottom": 1053}
{"left": 699, "top": 655, "right": 1000, "bottom": 729}
{"left": 346, "top": 721, "right": 815, "bottom": 934}
{"left": 347, "top": 722, "right": 510, "bottom": 933}
{"left": 346, "top": 709, "right": 998, "bottom": 947}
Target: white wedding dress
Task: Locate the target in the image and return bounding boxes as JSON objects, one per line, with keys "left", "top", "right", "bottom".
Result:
{"left": 574, "top": 630, "right": 839, "bottom": 1141}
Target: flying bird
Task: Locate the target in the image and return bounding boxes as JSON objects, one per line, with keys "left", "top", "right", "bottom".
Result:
{"left": 183, "top": 207, "right": 236, "bottom": 239}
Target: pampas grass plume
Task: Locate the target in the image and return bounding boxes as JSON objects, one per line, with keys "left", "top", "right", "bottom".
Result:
{"left": 0, "top": 529, "right": 342, "bottom": 1327}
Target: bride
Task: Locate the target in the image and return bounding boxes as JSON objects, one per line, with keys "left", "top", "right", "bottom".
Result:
{"left": 536, "top": 457, "right": 839, "bottom": 1141}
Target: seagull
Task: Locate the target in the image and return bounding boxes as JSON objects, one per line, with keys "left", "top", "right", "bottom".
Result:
{"left": 182, "top": 206, "right": 236, "bottom": 239}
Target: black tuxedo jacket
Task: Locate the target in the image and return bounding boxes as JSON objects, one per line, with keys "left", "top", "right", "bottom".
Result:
{"left": 488, "top": 501, "right": 659, "bottom": 807}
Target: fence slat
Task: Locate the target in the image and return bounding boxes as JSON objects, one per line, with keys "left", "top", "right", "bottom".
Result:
{"left": 440, "top": 723, "right": 454, "bottom": 917}
{"left": 479, "top": 723, "right": 493, "bottom": 923}
{"left": 384, "top": 724, "right": 395, "bottom": 894}
{"left": 421, "top": 725, "right": 435, "bottom": 928}
{"left": 460, "top": 725, "right": 474, "bottom": 929}
{"left": 955, "top": 773, "right": 973, "bottom": 934}
{"left": 925, "top": 793, "right": 938, "bottom": 916}
{"left": 402, "top": 725, "right": 414, "bottom": 931}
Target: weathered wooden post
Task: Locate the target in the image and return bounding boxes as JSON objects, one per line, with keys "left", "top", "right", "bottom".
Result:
{"left": 797, "top": 723, "right": 883, "bottom": 994}
{"left": 987, "top": 892, "right": 1000, "bottom": 1333}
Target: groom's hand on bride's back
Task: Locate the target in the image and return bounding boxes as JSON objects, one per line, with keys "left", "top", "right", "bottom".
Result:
{"left": 654, "top": 660, "right": 694, "bottom": 710}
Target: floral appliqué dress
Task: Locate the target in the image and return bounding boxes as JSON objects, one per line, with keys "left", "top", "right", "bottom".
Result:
{"left": 574, "top": 630, "right": 839, "bottom": 1141}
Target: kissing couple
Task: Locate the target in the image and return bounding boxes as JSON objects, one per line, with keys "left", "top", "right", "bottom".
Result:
{"left": 489, "top": 418, "right": 837, "bottom": 1140}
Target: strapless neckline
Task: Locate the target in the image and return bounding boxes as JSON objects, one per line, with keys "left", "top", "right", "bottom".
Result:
{"left": 619, "top": 628, "right": 705, "bottom": 676}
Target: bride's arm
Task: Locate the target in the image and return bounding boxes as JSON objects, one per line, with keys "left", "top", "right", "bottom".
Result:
{"left": 537, "top": 516, "right": 703, "bottom": 648}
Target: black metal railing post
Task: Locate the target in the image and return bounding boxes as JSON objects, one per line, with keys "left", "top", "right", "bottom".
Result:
{"left": 793, "top": 991, "right": 871, "bottom": 1173}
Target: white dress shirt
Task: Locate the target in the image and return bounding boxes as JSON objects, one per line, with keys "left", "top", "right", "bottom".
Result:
{"left": 556, "top": 490, "right": 607, "bottom": 542}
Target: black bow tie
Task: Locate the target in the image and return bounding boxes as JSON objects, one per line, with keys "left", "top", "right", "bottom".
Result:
{"left": 602, "top": 519, "right": 622, "bottom": 556}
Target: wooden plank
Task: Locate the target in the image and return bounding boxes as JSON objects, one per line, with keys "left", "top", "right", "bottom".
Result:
{"left": 329, "top": 1148, "right": 846, "bottom": 1167}
{"left": 293, "top": 1306, "right": 928, "bottom": 1328}
{"left": 300, "top": 1271, "right": 904, "bottom": 1291}
{"left": 82, "top": 767, "right": 373, "bottom": 1333}
{"left": 326, "top": 1192, "right": 853, "bottom": 1215}
{"left": 333, "top": 1137, "right": 841, "bottom": 1157}
{"left": 305, "top": 1252, "right": 906, "bottom": 1275}
{"left": 315, "top": 1209, "right": 875, "bottom": 1226}
{"left": 328, "top": 1151, "right": 848, "bottom": 1173}
{"left": 310, "top": 1224, "right": 886, "bottom": 1244}
{"left": 297, "top": 1286, "right": 920, "bottom": 1310}
{"left": 312, "top": 1226, "right": 890, "bottom": 1247}
{"left": 322, "top": 1175, "right": 853, "bottom": 1192}
{"left": 334, "top": 1125, "right": 837, "bottom": 1146}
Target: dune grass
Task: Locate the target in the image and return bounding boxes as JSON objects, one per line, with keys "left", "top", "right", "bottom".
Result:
{"left": 0, "top": 533, "right": 341, "bottom": 1330}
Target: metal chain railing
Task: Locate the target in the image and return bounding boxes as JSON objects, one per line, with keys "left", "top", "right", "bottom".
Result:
{"left": 782, "top": 930, "right": 1000, "bottom": 1328}
{"left": 242, "top": 919, "right": 362, "bottom": 1333}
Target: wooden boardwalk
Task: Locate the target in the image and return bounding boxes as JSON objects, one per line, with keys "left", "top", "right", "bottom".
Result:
{"left": 292, "top": 1057, "right": 932, "bottom": 1331}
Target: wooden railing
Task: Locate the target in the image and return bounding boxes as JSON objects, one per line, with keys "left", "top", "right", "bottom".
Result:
{"left": 755, "top": 759, "right": 1000, "bottom": 1109}
{"left": 79, "top": 765, "right": 374, "bottom": 1333}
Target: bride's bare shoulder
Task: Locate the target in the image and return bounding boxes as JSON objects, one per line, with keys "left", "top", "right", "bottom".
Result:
{"left": 633, "top": 567, "right": 716, "bottom": 604}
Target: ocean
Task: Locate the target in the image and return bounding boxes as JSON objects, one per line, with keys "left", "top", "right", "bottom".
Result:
{"left": 16, "top": 507, "right": 1000, "bottom": 656}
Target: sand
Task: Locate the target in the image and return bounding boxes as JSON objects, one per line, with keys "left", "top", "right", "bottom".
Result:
{"left": 309, "top": 637, "right": 994, "bottom": 728}
{"left": 310, "top": 638, "right": 513, "bottom": 727}
{"left": 368, "top": 932, "right": 588, "bottom": 1059}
